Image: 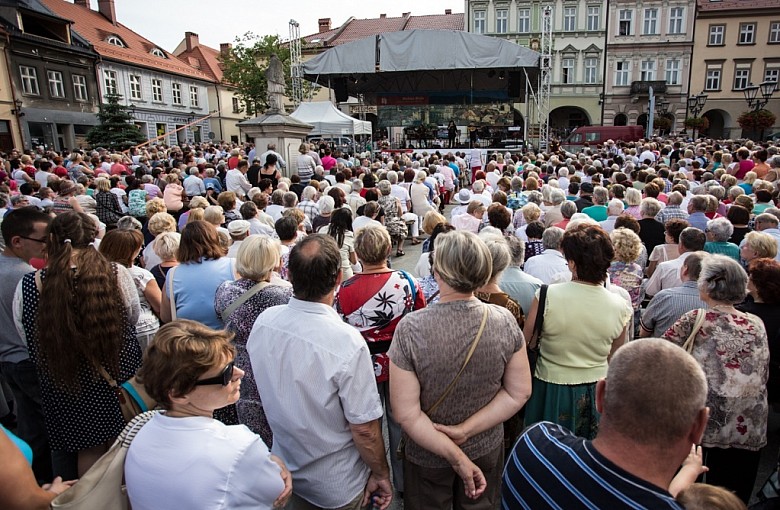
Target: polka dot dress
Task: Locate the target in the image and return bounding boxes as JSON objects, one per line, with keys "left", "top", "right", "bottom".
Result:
{"left": 21, "top": 267, "right": 142, "bottom": 452}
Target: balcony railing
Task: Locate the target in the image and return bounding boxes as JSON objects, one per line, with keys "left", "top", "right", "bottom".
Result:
{"left": 630, "top": 80, "right": 667, "bottom": 95}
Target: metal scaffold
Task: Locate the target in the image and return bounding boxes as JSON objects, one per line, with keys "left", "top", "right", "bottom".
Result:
{"left": 538, "top": 5, "right": 553, "bottom": 147}
{"left": 289, "top": 19, "right": 303, "bottom": 107}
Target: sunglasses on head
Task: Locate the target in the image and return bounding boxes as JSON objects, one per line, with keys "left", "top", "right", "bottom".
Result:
{"left": 194, "top": 361, "right": 235, "bottom": 386}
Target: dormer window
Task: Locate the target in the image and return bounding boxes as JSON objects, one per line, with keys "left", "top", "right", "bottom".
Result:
{"left": 151, "top": 48, "right": 167, "bottom": 58}
{"left": 107, "top": 35, "right": 126, "bottom": 47}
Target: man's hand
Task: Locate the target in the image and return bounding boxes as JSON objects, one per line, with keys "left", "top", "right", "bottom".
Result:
{"left": 452, "top": 455, "right": 487, "bottom": 500}
{"left": 361, "top": 472, "right": 393, "bottom": 510}
{"left": 270, "top": 455, "right": 293, "bottom": 508}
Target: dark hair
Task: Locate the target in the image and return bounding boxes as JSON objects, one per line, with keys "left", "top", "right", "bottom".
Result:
{"left": 427, "top": 223, "right": 456, "bottom": 267}
{"left": 680, "top": 227, "right": 706, "bottom": 251}
{"left": 327, "top": 187, "right": 345, "bottom": 209}
{"left": 755, "top": 189, "right": 773, "bottom": 203}
{"left": 327, "top": 207, "right": 353, "bottom": 248}
{"left": 275, "top": 216, "right": 298, "bottom": 241}
{"left": 237, "top": 160, "right": 249, "bottom": 170}
{"left": 178, "top": 221, "right": 225, "bottom": 263}
{"left": 288, "top": 234, "right": 341, "bottom": 301}
{"left": 37, "top": 212, "right": 125, "bottom": 390}
{"left": 258, "top": 178, "right": 272, "bottom": 191}
{"left": 664, "top": 218, "right": 689, "bottom": 244}
{"left": 99, "top": 228, "right": 144, "bottom": 268}
{"left": 614, "top": 215, "right": 640, "bottom": 234}
{"left": 568, "top": 182, "right": 580, "bottom": 195}
{"left": 1, "top": 207, "right": 51, "bottom": 245}
{"left": 526, "top": 220, "right": 545, "bottom": 239}
{"left": 726, "top": 204, "right": 750, "bottom": 226}
{"left": 748, "top": 258, "right": 780, "bottom": 304}
{"left": 264, "top": 153, "right": 278, "bottom": 167}
{"left": 561, "top": 224, "right": 613, "bottom": 284}
{"left": 487, "top": 203, "right": 511, "bottom": 230}
{"left": 364, "top": 189, "right": 379, "bottom": 202}
{"left": 363, "top": 173, "right": 376, "bottom": 189}
{"left": 240, "top": 201, "right": 258, "bottom": 219}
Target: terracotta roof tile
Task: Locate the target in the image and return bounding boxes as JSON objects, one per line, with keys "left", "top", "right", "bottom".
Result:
{"left": 39, "top": 0, "right": 212, "bottom": 82}
{"left": 405, "top": 13, "right": 464, "bottom": 31}
{"left": 697, "top": 0, "right": 780, "bottom": 11}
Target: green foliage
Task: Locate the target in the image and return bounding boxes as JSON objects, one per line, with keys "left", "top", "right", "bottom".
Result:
{"left": 654, "top": 115, "right": 672, "bottom": 134}
{"left": 220, "top": 32, "right": 312, "bottom": 117}
{"left": 737, "top": 110, "right": 777, "bottom": 131}
{"left": 684, "top": 116, "right": 709, "bottom": 130}
{"left": 86, "top": 94, "right": 145, "bottom": 150}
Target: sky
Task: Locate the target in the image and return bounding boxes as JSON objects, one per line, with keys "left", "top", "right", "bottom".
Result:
{"left": 104, "top": 0, "right": 464, "bottom": 52}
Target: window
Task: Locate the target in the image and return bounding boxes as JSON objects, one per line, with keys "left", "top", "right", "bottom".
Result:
{"left": 584, "top": 57, "right": 598, "bottom": 83}
{"left": 104, "top": 69, "right": 118, "bottom": 95}
{"left": 473, "top": 10, "right": 486, "bottom": 34}
{"left": 47, "top": 70, "right": 64, "bottom": 98}
{"left": 172, "top": 83, "right": 182, "bottom": 105}
{"left": 708, "top": 25, "right": 724, "bottom": 45}
{"left": 564, "top": 7, "right": 576, "bottom": 31}
{"left": 668, "top": 7, "right": 684, "bottom": 34}
{"left": 734, "top": 67, "right": 750, "bottom": 90}
{"left": 20, "top": 66, "right": 39, "bottom": 95}
{"left": 640, "top": 60, "right": 656, "bottom": 81}
{"left": 106, "top": 35, "right": 125, "bottom": 47}
{"left": 232, "top": 96, "right": 240, "bottom": 113}
{"left": 152, "top": 78, "right": 163, "bottom": 102}
{"left": 150, "top": 48, "right": 166, "bottom": 58}
{"left": 705, "top": 68, "right": 721, "bottom": 91}
{"left": 496, "top": 9, "right": 508, "bottom": 33}
{"left": 770, "top": 22, "right": 780, "bottom": 43}
{"left": 615, "top": 61, "right": 630, "bottom": 86}
{"left": 765, "top": 67, "right": 780, "bottom": 84}
{"left": 739, "top": 23, "right": 755, "bottom": 44}
{"left": 561, "top": 58, "right": 575, "bottom": 84}
{"left": 643, "top": 8, "right": 658, "bottom": 35}
{"left": 189, "top": 85, "right": 199, "bottom": 108}
{"left": 129, "top": 75, "right": 142, "bottom": 100}
{"left": 587, "top": 6, "right": 600, "bottom": 31}
{"left": 72, "top": 74, "right": 88, "bottom": 101}
{"left": 518, "top": 8, "right": 530, "bottom": 33}
{"left": 665, "top": 59, "right": 680, "bottom": 85}
{"left": 618, "top": 10, "right": 632, "bottom": 36}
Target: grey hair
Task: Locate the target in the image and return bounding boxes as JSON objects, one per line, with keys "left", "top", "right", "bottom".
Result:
{"left": 478, "top": 231, "right": 512, "bottom": 281}
{"left": 593, "top": 186, "right": 609, "bottom": 205}
{"left": 560, "top": 200, "right": 577, "bottom": 219}
{"left": 282, "top": 192, "right": 298, "bottom": 208}
{"left": 697, "top": 254, "right": 747, "bottom": 304}
{"left": 377, "top": 180, "right": 392, "bottom": 195}
{"left": 188, "top": 166, "right": 199, "bottom": 176}
{"left": 542, "top": 226, "right": 565, "bottom": 250}
{"left": 705, "top": 217, "right": 733, "bottom": 242}
{"left": 387, "top": 170, "right": 399, "bottom": 184}
{"left": 666, "top": 191, "right": 683, "bottom": 206}
{"left": 302, "top": 185, "right": 318, "bottom": 201}
{"left": 117, "top": 216, "right": 143, "bottom": 231}
{"left": 640, "top": 197, "right": 662, "bottom": 218}
{"left": 526, "top": 190, "right": 543, "bottom": 205}
{"left": 505, "top": 234, "right": 526, "bottom": 266}
{"left": 318, "top": 195, "right": 335, "bottom": 215}
{"left": 607, "top": 198, "right": 625, "bottom": 216}
{"left": 550, "top": 188, "right": 566, "bottom": 206}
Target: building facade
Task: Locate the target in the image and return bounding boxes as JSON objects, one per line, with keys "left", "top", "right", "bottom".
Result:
{"left": 691, "top": 0, "right": 780, "bottom": 139}
{"left": 465, "top": 0, "right": 607, "bottom": 135}
{"left": 0, "top": 0, "right": 100, "bottom": 151}
{"left": 42, "top": 0, "right": 213, "bottom": 147}
{"left": 602, "top": 0, "right": 695, "bottom": 134}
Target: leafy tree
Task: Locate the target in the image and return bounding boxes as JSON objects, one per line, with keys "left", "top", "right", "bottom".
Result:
{"left": 86, "top": 93, "right": 145, "bottom": 150}
{"left": 220, "top": 32, "right": 311, "bottom": 117}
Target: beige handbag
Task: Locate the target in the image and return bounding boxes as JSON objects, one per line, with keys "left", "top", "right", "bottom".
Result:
{"left": 682, "top": 309, "right": 707, "bottom": 354}
{"left": 51, "top": 411, "right": 156, "bottom": 509}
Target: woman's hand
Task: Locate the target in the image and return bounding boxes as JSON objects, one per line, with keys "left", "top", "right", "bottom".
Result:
{"left": 433, "top": 422, "right": 468, "bottom": 445}
{"left": 270, "top": 455, "right": 292, "bottom": 508}
{"left": 451, "top": 455, "right": 487, "bottom": 499}
{"left": 42, "top": 476, "right": 77, "bottom": 496}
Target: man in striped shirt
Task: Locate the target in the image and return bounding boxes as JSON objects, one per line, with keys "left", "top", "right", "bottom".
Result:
{"left": 502, "top": 339, "right": 709, "bottom": 509}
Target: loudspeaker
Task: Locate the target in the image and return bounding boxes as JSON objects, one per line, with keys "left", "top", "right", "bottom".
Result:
{"left": 508, "top": 72, "right": 523, "bottom": 98}
{"left": 334, "top": 79, "right": 348, "bottom": 102}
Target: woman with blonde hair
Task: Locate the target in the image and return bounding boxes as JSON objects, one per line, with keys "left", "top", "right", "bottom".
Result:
{"left": 740, "top": 231, "right": 779, "bottom": 264}
{"left": 149, "top": 231, "right": 180, "bottom": 289}
{"left": 624, "top": 188, "right": 643, "bottom": 220}
{"left": 215, "top": 236, "right": 293, "bottom": 445}
{"left": 608, "top": 227, "right": 644, "bottom": 334}
{"left": 162, "top": 173, "right": 186, "bottom": 214}
{"left": 296, "top": 143, "right": 316, "bottom": 184}
{"left": 410, "top": 170, "right": 434, "bottom": 224}
{"left": 142, "top": 212, "right": 177, "bottom": 269}
{"left": 94, "top": 177, "right": 124, "bottom": 227}
{"left": 177, "top": 195, "right": 208, "bottom": 230}
{"left": 513, "top": 202, "right": 542, "bottom": 240}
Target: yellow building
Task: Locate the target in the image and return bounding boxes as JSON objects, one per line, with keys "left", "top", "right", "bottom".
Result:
{"left": 692, "top": 0, "right": 780, "bottom": 138}
{"left": 0, "top": 28, "right": 23, "bottom": 151}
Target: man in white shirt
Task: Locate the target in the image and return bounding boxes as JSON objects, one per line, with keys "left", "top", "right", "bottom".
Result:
{"left": 249, "top": 235, "right": 392, "bottom": 509}
{"left": 638, "top": 144, "right": 656, "bottom": 164}
{"left": 451, "top": 189, "right": 472, "bottom": 219}
{"left": 388, "top": 170, "right": 418, "bottom": 238}
{"left": 258, "top": 143, "right": 287, "bottom": 170}
{"left": 645, "top": 227, "right": 706, "bottom": 296}
{"left": 226, "top": 160, "right": 252, "bottom": 199}
{"left": 352, "top": 201, "right": 383, "bottom": 233}
{"left": 522, "top": 227, "right": 571, "bottom": 284}
{"left": 471, "top": 180, "right": 492, "bottom": 207}
{"left": 183, "top": 167, "right": 205, "bottom": 198}
{"left": 500, "top": 236, "right": 543, "bottom": 316}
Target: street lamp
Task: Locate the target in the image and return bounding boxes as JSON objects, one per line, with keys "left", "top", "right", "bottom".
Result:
{"left": 743, "top": 80, "right": 777, "bottom": 112}
{"left": 686, "top": 92, "right": 708, "bottom": 140}
{"left": 11, "top": 99, "right": 23, "bottom": 116}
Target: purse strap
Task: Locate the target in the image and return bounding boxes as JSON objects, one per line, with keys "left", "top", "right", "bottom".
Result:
{"left": 682, "top": 308, "right": 707, "bottom": 353}
{"left": 167, "top": 265, "right": 178, "bottom": 321}
{"left": 222, "top": 281, "right": 271, "bottom": 320}
{"left": 426, "top": 304, "right": 489, "bottom": 415}
{"left": 529, "top": 284, "right": 548, "bottom": 349}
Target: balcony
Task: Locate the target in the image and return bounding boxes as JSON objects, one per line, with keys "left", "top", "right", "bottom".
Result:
{"left": 630, "top": 80, "right": 667, "bottom": 95}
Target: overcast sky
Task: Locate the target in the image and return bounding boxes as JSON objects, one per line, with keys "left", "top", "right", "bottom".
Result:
{"left": 104, "top": 0, "right": 463, "bottom": 52}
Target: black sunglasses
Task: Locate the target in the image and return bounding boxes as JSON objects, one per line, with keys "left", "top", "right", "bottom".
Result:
{"left": 194, "top": 361, "right": 235, "bottom": 386}
{"left": 18, "top": 235, "right": 47, "bottom": 243}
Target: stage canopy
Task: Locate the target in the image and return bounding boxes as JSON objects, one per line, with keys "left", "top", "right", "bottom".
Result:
{"left": 290, "top": 101, "right": 372, "bottom": 136}
{"left": 302, "top": 30, "right": 540, "bottom": 104}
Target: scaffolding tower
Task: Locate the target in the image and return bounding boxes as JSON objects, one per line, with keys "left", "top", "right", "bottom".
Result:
{"left": 538, "top": 5, "right": 553, "bottom": 147}
{"left": 289, "top": 19, "right": 303, "bottom": 107}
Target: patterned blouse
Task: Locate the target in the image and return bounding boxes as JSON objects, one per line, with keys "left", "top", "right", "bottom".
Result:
{"left": 608, "top": 261, "right": 644, "bottom": 310}
{"left": 664, "top": 309, "right": 768, "bottom": 451}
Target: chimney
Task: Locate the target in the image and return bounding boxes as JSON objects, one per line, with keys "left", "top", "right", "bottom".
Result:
{"left": 185, "top": 31, "right": 199, "bottom": 52}
{"left": 74, "top": 0, "right": 89, "bottom": 7}
{"left": 97, "top": 0, "right": 117, "bottom": 25}
{"left": 402, "top": 12, "right": 410, "bottom": 17}
{"left": 219, "top": 43, "right": 232, "bottom": 56}
{"left": 379, "top": 13, "right": 386, "bottom": 18}
{"left": 318, "top": 18, "right": 331, "bottom": 33}
{"left": 445, "top": 9, "right": 452, "bottom": 14}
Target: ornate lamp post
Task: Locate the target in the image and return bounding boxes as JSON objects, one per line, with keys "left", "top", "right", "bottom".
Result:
{"left": 741, "top": 80, "right": 777, "bottom": 140}
{"left": 686, "top": 93, "right": 707, "bottom": 140}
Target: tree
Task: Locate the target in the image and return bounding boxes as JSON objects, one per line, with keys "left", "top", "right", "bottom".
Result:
{"left": 221, "top": 32, "right": 311, "bottom": 117}
{"left": 86, "top": 93, "right": 145, "bottom": 150}
{"left": 737, "top": 110, "right": 776, "bottom": 132}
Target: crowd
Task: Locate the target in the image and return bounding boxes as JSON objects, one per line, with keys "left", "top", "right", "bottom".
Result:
{"left": 0, "top": 136, "right": 779, "bottom": 509}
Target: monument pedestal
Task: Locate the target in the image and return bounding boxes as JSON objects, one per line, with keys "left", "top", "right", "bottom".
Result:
{"left": 238, "top": 108, "right": 313, "bottom": 178}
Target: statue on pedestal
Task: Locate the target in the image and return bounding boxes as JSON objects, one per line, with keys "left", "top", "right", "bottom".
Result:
{"left": 266, "top": 54, "right": 286, "bottom": 113}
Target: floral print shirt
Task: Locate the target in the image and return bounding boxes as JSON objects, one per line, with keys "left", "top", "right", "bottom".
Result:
{"left": 664, "top": 309, "right": 769, "bottom": 451}
{"left": 608, "top": 261, "right": 644, "bottom": 310}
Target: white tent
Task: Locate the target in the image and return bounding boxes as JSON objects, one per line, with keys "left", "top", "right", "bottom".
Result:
{"left": 290, "top": 101, "right": 372, "bottom": 137}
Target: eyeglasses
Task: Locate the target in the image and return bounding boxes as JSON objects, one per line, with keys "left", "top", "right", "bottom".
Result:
{"left": 18, "top": 235, "right": 46, "bottom": 244}
{"left": 194, "top": 361, "right": 235, "bottom": 386}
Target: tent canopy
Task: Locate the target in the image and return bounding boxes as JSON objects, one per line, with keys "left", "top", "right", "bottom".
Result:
{"left": 290, "top": 101, "right": 372, "bottom": 136}
{"left": 302, "top": 30, "right": 540, "bottom": 102}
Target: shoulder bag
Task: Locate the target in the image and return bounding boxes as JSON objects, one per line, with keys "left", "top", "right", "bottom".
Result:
{"left": 526, "top": 284, "right": 548, "bottom": 374}
{"left": 222, "top": 281, "right": 271, "bottom": 320}
{"left": 51, "top": 411, "right": 156, "bottom": 510}
{"left": 396, "top": 304, "right": 489, "bottom": 460}
{"left": 166, "top": 265, "right": 178, "bottom": 321}
{"left": 682, "top": 308, "right": 707, "bottom": 354}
